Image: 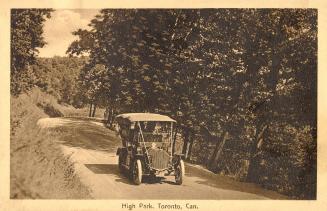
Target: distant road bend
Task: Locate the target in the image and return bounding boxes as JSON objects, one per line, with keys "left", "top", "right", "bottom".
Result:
{"left": 37, "top": 117, "right": 287, "bottom": 199}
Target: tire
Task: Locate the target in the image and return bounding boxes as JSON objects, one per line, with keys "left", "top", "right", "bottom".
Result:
{"left": 118, "top": 151, "right": 124, "bottom": 173}
{"left": 175, "top": 160, "right": 185, "bottom": 185}
{"left": 132, "top": 159, "right": 142, "bottom": 185}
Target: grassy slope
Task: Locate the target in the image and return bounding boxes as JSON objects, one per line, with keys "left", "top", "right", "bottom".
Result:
{"left": 10, "top": 88, "right": 91, "bottom": 199}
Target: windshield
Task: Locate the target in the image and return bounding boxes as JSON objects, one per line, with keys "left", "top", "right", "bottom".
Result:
{"left": 137, "top": 121, "right": 172, "bottom": 142}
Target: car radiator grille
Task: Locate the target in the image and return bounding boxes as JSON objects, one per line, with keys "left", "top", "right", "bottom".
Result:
{"left": 148, "top": 149, "right": 170, "bottom": 170}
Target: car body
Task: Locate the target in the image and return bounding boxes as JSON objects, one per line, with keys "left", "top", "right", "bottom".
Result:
{"left": 115, "top": 113, "right": 185, "bottom": 185}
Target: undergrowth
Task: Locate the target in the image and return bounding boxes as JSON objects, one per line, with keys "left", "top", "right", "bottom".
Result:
{"left": 10, "top": 88, "right": 91, "bottom": 199}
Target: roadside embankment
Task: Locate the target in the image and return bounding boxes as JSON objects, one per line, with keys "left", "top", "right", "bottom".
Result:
{"left": 10, "top": 88, "right": 91, "bottom": 199}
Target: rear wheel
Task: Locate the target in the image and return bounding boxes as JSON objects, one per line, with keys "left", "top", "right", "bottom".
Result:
{"left": 132, "top": 159, "right": 142, "bottom": 185}
{"left": 175, "top": 160, "right": 185, "bottom": 185}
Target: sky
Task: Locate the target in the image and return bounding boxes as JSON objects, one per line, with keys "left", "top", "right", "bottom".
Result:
{"left": 38, "top": 9, "right": 99, "bottom": 58}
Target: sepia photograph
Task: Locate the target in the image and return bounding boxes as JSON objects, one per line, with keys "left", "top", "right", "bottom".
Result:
{"left": 2, "top": 1, "right": 324, "bottom": 210}
{"left": 9, "top": 8, "right": 317, "bottom": 201}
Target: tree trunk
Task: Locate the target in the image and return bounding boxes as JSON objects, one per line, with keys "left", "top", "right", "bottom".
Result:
{"left": 208, "top": 138, "right": 220, "bottom": 168}
{"left": 182, "top": 140, "right": 188, "bottom": 156}
{"left": 182, "top": 129, "right": 189, "bottom": 155}
{"left": 92, "top": 103, "right": 97, "bottom": 117}
{"left": 172, "top": 126, "right": 178, "bottom": 154}
{"left": 106, "top": 109, "right": 112, "bottom": 124}
{"left": 246, "top": 125, "right": 268, "bottom": 182}
{"left": 109, "top": 108, "right": 114, "bottom": 127}
{"left": 212, "top": 132, "right": 228, "bottom": 169}
{"left": 208, "top": 132, "right": 228, "bottom": 171}
{"left": 186, "top": 134, "right": 194, "bottom": 161}
{"left": 89, "top": 103, "right": 93, "bottom": 117}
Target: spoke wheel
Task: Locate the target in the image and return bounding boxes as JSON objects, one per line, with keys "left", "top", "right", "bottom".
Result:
{"left": 133, "top": 159, "right": 142, "bottom": 185}
{"left": 175, "top": 160, "right": 185, "bottom": 185}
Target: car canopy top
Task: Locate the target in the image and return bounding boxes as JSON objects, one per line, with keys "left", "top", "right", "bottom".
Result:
{"left": 115, "top": 113, "right": 176, "bottom": 123}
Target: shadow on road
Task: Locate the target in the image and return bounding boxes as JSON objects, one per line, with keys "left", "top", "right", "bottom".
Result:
{"left": 52, "top": 117, "right": 288, "bottom": 199}
{"left": 52, "top": 118, "right": 120, "bottom": 153}
{"left": 84, "top": 164, "right": 117, "bottom": 174}
{"left": 83, "top": 161, "right": 287, "bottom": 199}
{"left": 184, "top": 164, "right": 288, "bottom": 199}
{"left": 84, "top": 163, "right": 180, "bottom": 186}
{"left": 83, "top": 163, "right": 287, "bottom": 199}
{"left": 84, "top": 164, "right": 132, "bottom": 185}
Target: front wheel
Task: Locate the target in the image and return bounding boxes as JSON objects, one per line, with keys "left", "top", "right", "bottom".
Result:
{"left": 132, "top": 159, "right": 142, "bottom": 185}
{"left": 175, "top": 160, "right": 185, "bottom": 185}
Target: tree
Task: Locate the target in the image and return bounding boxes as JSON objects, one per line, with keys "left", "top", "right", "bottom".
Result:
{"left": 30, "top": 56, "right": 88, "bottom": 106}
{"left": 11, "top": 9, "right": 53, "bottom": 95}
{"left": 68, "top": 9, "right": 317, "bottom": 198}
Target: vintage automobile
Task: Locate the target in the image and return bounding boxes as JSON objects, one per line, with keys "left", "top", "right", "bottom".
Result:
{"left": 115, "top": 113, "right": 185, "bottom": 185}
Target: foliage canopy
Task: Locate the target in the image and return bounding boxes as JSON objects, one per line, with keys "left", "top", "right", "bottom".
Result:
{"left": 11, "top": 9, "right": 53, "bottom": 95}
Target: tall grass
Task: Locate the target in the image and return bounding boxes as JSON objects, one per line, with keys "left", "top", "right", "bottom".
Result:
{"left": 11, "top": 88, "right": 91, "bottom": 198}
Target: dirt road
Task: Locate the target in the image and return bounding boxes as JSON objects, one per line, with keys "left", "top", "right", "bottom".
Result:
{"left": 38, "top": 117, "right": 287, "bottom": 199}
